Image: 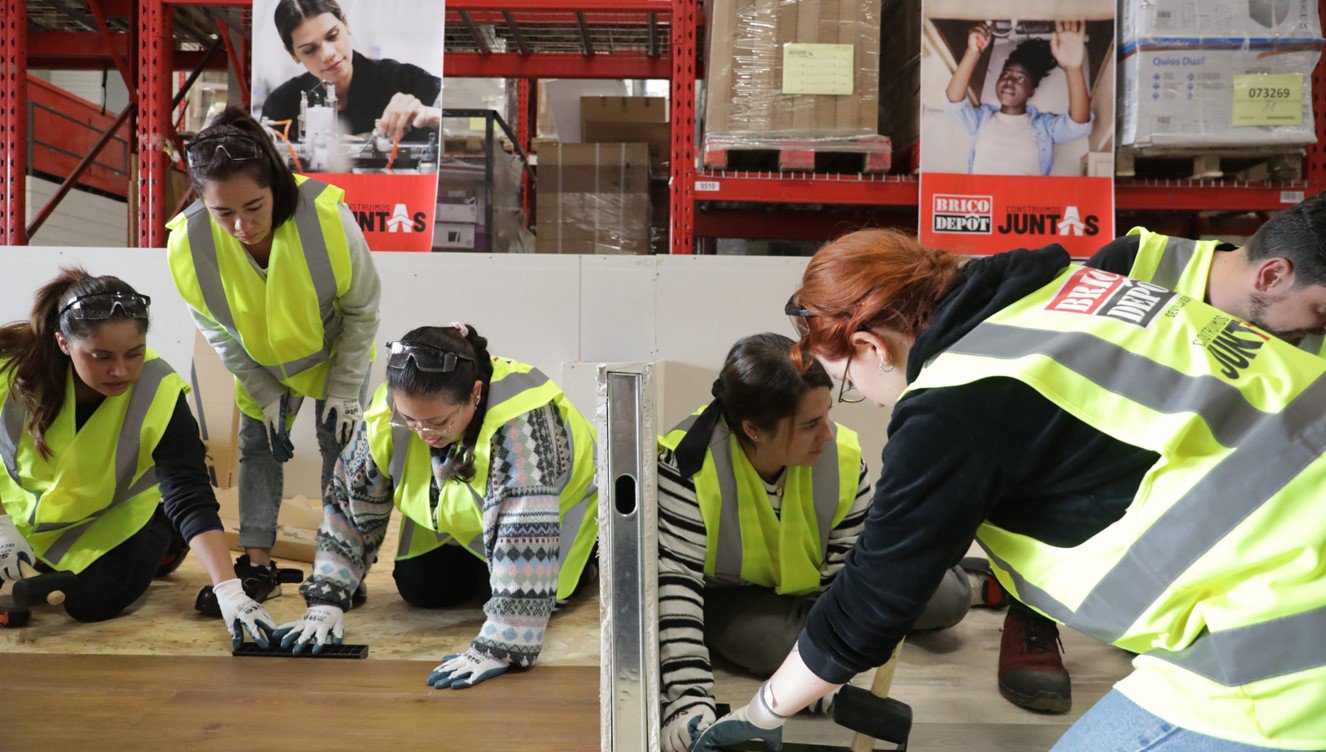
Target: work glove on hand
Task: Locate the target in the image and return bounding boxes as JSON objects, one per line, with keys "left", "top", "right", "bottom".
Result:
{"left": 213, "top": 578, "right": 277, "bottom": 650}
{"left": 426, "top": 649, "right": 510, "bottom": 690}
{"left": 323, "top": 397, "right": 363, "bottom": 448}
{"left": 0, "top": 514, "right": 35, "bottom": 582}
{"left": 273, "top": 605, "right": 346, "bottom": 654}
{"left": 261, "top": 396, "right": 296, "bottom": 463}
{"left": 662, "top": 705, "right": 716, "bottom": 752}
{"left": 689, "top": 682, "right": 786, "bottom": 752}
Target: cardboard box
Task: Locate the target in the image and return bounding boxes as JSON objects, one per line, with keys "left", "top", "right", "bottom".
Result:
{"left": 1122, "top": 0, "right": 1321, "bottom": 44}
{"left": 217, "top": 490, "right": 322, "bottom": 563}
{"left": 703, "top": 0, "right": 881, "bottom": 146}
{"left": 436, "top": 197, "right": 479, "bottom": 224}
{"left": 580, "top": 96, "right": 671, "bottom": 174}
{"left": 877, "top": 0, "right": 921, "bottom": 155}
{"left": 1120, "top": 39, "right": 1321, "bottom": 148}
{"left": 535, "top": 142, "right": 651, "bottom": 254}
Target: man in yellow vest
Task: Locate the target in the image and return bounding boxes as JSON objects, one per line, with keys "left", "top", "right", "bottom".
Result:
{"left": 985, "top": 192, "right": 1326, "bottom": 714}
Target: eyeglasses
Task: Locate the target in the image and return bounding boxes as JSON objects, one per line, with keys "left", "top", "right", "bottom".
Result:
{"left": 384, "top": 341, "right": 474, "bottom": 373}
{"left": 57, "top": 292, "right": 151, "bottom": 322}
{"left": 186, "top": 133, "right": 264, "bottom": 169}
{"left": 837, "top": 351, "right": 866, "bottom": 404}
{"left": 388, "top": 404, "right": 468, "bottom": 440}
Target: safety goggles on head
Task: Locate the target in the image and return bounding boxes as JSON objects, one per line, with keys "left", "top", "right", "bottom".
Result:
{"left": 385, "top": 341, "right": 474, "bottom": 373}
{"left": 58, "top": 292, "right": 152, "bottom": 322}
{"left": 186, "top": 133, "right": 264, "bottom": 169}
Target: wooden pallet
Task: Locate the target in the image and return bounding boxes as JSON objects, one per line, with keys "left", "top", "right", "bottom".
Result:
{"left": 1117, "top": 146, "right": 1304, "bottom": 182}
{"left": 702, "top": 134, "right": 893, "bottom": 174}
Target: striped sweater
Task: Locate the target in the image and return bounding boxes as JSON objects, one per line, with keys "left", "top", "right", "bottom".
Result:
{"left": 657, "top": 444, "right": 872, "bottom": 725}
{"left": 301, "top": 402, "right": 571, "bottom": 667}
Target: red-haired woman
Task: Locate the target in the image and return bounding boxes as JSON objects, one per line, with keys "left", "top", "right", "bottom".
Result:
{"left": 688, "top": 230, "right": 1326, "bottom": 752}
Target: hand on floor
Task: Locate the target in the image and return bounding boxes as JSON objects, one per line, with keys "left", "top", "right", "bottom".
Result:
{"left": 272, "top": 605, "right": 345, "bottom": 654}
{"left": 213, "top": 578, "right": 277, "bottom": 650}
{"left": 662, "top": 705, "right": 715, "bottom": 752}
{"left": 689, "top": 683, "right": 786, "bottom": 752}
{"left": 426, "top": 650, "right": 510, "bottom": 690}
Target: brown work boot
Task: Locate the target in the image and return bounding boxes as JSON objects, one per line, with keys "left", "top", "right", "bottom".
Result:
{"left": 998, "top": 603, "right": 1071, "bottom": 713}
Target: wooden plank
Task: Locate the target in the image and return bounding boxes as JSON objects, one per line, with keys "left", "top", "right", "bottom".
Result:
{"left": 0, "top": 654, "right": 599, "bottom": 751}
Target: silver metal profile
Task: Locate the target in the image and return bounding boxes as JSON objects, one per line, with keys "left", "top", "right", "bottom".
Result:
{"left": 598, "top": 363, "right": 660, "bottom": 752}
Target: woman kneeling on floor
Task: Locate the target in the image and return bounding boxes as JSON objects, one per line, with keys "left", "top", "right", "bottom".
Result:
{"left": 275, "top": 324, "right": 599, "bottom": 688}
{"left": 0, "top": 269, "right": 276, "bottom": 644}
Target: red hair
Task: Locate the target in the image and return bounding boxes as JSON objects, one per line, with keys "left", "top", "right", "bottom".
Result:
{"left": 791, "top": 229, "right": 962, "bottom": 365}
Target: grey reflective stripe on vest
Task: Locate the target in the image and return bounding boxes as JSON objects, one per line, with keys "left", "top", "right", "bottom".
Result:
{"left": 1297, "top": 332, "right": 1324, "bottom": 356}
{"left": 184, "top": 178, "right": 342, "bottom": 381}
{"left": 708, "top": 428, "right": 745, "bottom": 582}
{"left": 0, "top": 391, "right": 33, "bottom": 504}
{"left": 557, "top": 411, "right": 593, "bottom": 563}
{"left": 951, "top": 321, "right": 1326, "bottom": 685}
{"left": 25, "top": 360, "right": 170, "bottom": 564}
{"left": 487, "top": 367, "right": 551, "bottom": 405}
{"left": 810, "top": 426, "right": 841, "bottom": 558}
{"left": 1148, "top": 235, "right": 1200, "bottom": 289}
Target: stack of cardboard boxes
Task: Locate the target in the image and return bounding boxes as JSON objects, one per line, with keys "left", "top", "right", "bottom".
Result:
{"left": 535, "top": 141, "right": 651, "bottom": 254}
{"left": 1119, "top": 0, "right": 1323, "bottom": 149}
{"left": 702, "top": 0, "right": 883, "bottom": 151}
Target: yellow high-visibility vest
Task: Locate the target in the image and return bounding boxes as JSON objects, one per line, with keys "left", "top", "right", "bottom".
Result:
{"left": 0, "top": 353, "right": 187, "bottom": 573}
{"left": 908, "top": 264, "right": 1326, "bottom": 748}
{"left": 1126, "top": 225, "right": 1326, "bottom": 357}
{"left": 658, "top": 409, "right": 861, "bottom": 596}
{"left": 365, "top": 358, "right": 598, "bottom": 600}
{"left": 166, "top": 176, "right": 353, "bottom": 419}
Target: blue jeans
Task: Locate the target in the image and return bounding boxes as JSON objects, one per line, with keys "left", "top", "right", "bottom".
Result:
{"left": 236, "top": 398, "right": 342, "bottom": 550}
{"left": 1053, "top": 690, "right": 1295, "bottom": 752}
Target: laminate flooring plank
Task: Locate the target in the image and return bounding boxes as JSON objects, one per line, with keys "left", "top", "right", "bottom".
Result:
{"left": 0, "top": 654, "right": 599, "bottom": 751}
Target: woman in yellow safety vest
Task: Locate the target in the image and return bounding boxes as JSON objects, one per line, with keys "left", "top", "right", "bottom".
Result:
{"left": 657, "top": 333, "right": 971, "bottom": 752}
{"left": 166, "top": 106, "right": 380, "bottom": 617}
{"left": 273, "top": 324, "right": 598, "bottom": 689}
{"left": 0, "top": 268, "right": 277, "bottom": 646}
{"left": 691, "top": 229, "right": 1326, "bottom": 752}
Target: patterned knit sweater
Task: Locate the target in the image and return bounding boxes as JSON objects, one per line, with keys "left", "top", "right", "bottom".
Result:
{"left": 301, "top": 403, "right": 572, "bottom": 667}
{"left": 656, "top": 445, "right": 872, "bottom": 726}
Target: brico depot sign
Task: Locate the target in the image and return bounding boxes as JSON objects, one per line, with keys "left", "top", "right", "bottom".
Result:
{"left": 307, "top": 173, "right": 437, "bottom": 252}
{"left": 920, "top": 174, "right": 1114, "bottom": 257}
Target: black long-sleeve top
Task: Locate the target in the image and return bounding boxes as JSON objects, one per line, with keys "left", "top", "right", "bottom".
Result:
{"left": 261, "top": 51, "right": 442, "bottom": 140}
{"left": 796, "top": 246, "right": 1160, "bottom": 683}
{"left": 75, "top": 394, "right": 222, "bottom": 543}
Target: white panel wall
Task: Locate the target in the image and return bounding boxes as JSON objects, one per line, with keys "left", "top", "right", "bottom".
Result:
{"left": 0, "top": 249, "right": 891, "bottom": 496}
{"left": 25, "top": 176, "right": 129, "bottom": 248}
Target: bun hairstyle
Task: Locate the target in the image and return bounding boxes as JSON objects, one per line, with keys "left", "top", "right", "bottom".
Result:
{"left": 0, "top": 267, "right": 150, "bottom": 458}
{"left": 673, "top": 333, "right": 832, "bottom": 478}
{"left": 1004, "top": 37, "right": 1058, "bottom": 88}
{"left": 186, "top": 106, "right": 300, "bottom": 228}
{"left": 386, "top": 324, "right": 495, "bottom": 483}
{"left": 275, "top": 0, "right": 348, "bottom": 55}
{"left": 790, "top": 229, "right": 962, "bottom": 367}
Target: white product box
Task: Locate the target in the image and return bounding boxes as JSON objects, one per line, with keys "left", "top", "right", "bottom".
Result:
{"left": 1122, "top": 0, "right": 1322, "bottom": 43}
{"left": 434, "top": 222, "right": 479, "bottom": 249}
{"left": 1120, "top": 40, "right": 1321, "bottom": 147}
{"left": 436, "top": 197, "right": 480, "bottom": 224}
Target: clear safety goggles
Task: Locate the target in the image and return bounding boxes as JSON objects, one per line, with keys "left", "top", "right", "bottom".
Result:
{"left": 186, "top": 133, "right": 264, "bottom": 169}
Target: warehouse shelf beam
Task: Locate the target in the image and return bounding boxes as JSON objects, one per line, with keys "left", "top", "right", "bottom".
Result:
{"left": 1, "top": 0, "right": 27, "bottom": 245}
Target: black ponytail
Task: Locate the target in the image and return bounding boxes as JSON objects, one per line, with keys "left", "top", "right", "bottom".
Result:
{"left": 0, "top": 267, "right": 150, "bottom": 459}
{"left": 186, "top": 106, "right": 301, "bottom": 228}
{"left": 386, "top": 324, "right": 495, "bottom": 483}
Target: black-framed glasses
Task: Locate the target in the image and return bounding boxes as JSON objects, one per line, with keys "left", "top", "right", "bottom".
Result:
{"left": 57, "top": 292, "right": 151, "bottom": 322}
{"left": 186, "top": 133, "right": 264, "bottom": 169}
{"left": 385, "top": 341, "right": 475, "bottom": 373}
{"left": 837, "top": 351, "right": 866, "bottom": 404}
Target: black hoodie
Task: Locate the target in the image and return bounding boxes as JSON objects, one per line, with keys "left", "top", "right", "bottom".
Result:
{"left": 797, "top": 246, "right": 1160, "bottom": 684}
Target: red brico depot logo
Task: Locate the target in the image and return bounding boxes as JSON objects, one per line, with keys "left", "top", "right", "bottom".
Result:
{"left": 1046, "top": 268, "right": 1176, "bottom": 328}
{"left": 932, "top": 194, "right": 993, "bottom": 234}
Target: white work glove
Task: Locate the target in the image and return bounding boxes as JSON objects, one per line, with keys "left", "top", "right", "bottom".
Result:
{"left": 261, "top": 396, "right": 296, "bottom": 463}
{"left": 323, "top": 397, "right": 363, "bottom": 448}
{"left": 213, "top": 577, "right": 277, "bottom": 650}
{"left": 426, "top": 649, "right": 510, "bottom": 690}
{"left": 272, "top": 605, "right": 346, "bottom": 654}
{"left": 662, "top": 704, "right": 716, "bottom": 752}
{"left": 0, "top": 514, "right": 35, "bottom": 582}
{"left": 689, "top": 682, "right": 786, "bottom": 752}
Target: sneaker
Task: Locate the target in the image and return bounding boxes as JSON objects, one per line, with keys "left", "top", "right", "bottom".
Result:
{"left": 960, "top": 556, "right": 1009, "bottom": 609}
{"left": 154, "top": 527, "right": 190, "bottom": 578}
{"left": 998, "top": 605, "right": 1072, "bottom": 713}
{"left": 195, "top": 555, "right": 301, "bottom": 617}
